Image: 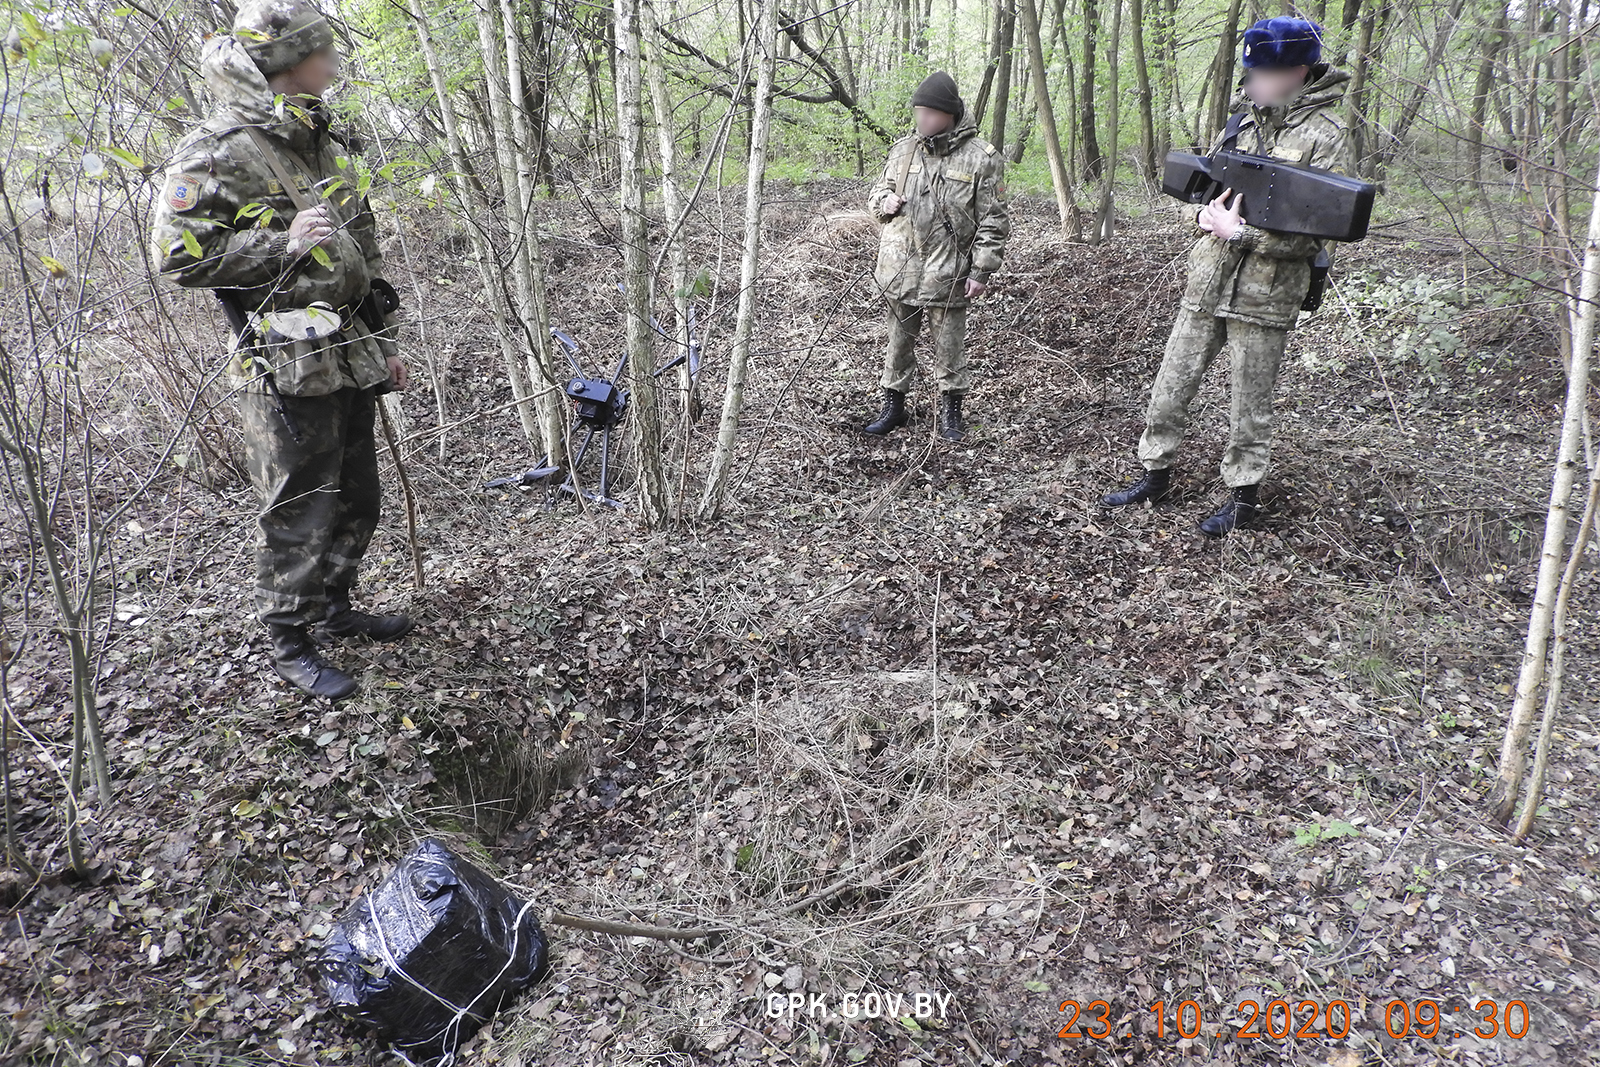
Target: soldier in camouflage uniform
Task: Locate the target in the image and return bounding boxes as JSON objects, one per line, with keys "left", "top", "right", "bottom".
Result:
{"left": 863, "top": 72, "right": 1010, "bottom": 442}
{"left": 151, "top": 0, "right": 412, "bottom": 700}
{"left": 1101, "top": 17, "right": 1353, "bottom": 536}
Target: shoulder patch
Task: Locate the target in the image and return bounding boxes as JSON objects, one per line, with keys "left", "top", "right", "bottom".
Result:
{"left": 165, "top": 172, "right": 206, "bottom": 212}
{"left": 979, "top": 139, "right": 997, "bottom": 155}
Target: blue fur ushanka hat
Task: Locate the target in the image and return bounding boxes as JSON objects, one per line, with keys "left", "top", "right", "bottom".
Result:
{"left": 1241, "top": 16, "right": 1323, "bottom": 69}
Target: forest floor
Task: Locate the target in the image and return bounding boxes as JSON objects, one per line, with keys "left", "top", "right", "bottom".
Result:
{"left": 3, "top": 183, "right": 1599, "bottom": 1067}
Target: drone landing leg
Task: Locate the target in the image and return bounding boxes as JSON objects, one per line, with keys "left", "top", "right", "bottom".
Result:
{"left": 561, "top": 427, "right": 597, "bottom": 500}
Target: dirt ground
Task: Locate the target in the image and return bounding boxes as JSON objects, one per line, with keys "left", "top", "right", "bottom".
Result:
{"left": 2, "top": 183, "right": 1598, "bottom": 1067}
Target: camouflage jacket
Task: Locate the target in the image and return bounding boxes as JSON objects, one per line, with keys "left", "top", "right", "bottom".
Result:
{"left": 1181, "top": 64, "right": 1353, "bottom": 331}
{"left": 150, "top": 36, "right": 395, "bottom": 396}
{"left": 868, "top": 117, "right": 1010, "bottom": 308}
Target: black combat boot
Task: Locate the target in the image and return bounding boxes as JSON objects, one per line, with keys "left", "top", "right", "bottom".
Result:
{"left": 321, "top": 590, "right": 414, "bottom": 642}
{"left": 1100, "top": 467, "right": 1171, "bottom": 508}
{"left": 268, "top": 624, "right": 359, "bottom": 700}
{"left": 938, "top": 392, "right": 966, "bottom": 442}
{"left": 1199, "top": 484, "right": 1260, "bottom": 538}
{"left": 863, "top": 389, "right": 909, "bottom": 436}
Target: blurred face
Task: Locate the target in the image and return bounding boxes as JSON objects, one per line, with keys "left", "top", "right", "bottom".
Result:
{"left": 277, "top": 47, "right": 340, "bottom": 100}
{"left": 914, "top": 105, "right": 955, "bottom": 138}
{"left": 1244, "top": 65, "right": 1310, "bottom": 107}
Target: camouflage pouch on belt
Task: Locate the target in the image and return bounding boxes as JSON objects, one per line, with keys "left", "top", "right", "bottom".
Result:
{"left": 245, "top": 301, "right": 348, "bottom": 395}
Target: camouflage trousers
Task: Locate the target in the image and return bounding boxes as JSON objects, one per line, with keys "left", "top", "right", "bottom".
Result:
{"left": 880, "top": 298, "right": 971, "bottom": 395}
{"left": 240, "top": 386, "right": 381, "bottom": 628}
{"left": 1136, "top": 307, "right": 1288, "bottom": 488}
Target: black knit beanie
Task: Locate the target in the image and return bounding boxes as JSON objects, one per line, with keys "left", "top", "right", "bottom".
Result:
{"left": 911, "top": 71, "right": 964, "bottom": 118}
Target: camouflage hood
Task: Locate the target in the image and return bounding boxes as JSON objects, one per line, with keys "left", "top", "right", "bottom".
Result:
{"left": 915, "top": 113, "right": 980, "bottom": 159}
{"left": 199, "top": 33, "right": 325, "bottom": 153}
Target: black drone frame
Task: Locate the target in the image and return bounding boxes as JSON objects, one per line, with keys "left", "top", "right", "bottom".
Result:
{"left": 485, "top": 296, "right": 701, "bottom": 508}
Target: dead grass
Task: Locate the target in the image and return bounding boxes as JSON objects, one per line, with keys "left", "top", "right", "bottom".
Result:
{"left": 3, "top": 190, "right": 1598, "bottom": 1066}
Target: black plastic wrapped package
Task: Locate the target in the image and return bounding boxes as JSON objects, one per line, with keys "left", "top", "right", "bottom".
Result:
{"left": 316, "top": 838, "right": 548, "bottom": 1060}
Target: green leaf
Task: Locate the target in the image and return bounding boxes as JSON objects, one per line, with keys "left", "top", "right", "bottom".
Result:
{"left": 310, "top": 245, "right": 332, "bottom": 269}
{"left": 180, "top": 230, "right": 202, "bottom": 259}
{"left": 103, "top": 144, "right": 145, "bottom": 169}
{"left": 1022, "top": 980, "right": 1051, "bottom": 993}
{"left": 258, "top": 207, "right": 276, "bottom": 227}
{"left": 677, "top": 266, "right": 714, "bottom": 300}
{"left": 234, "top": 202, "right": 266, "bottom": 222}
{"left": 320, "top": 178, "right": 346, "bottom": 200}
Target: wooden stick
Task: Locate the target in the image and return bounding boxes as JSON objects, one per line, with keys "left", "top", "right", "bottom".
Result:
{"left": 772, "top": 856, "right": 921, "bottom": 917}
{"left": 377, "top": 398, "right": 425, "bottom": 589}
{"left": 860, "top": 436, "right": 935, "bottom": 524}
{"left": 547, "top": 911, "right": 725, "bottom": 941}
{"left": 545, "top": 855, "right": 923, "bottom": 942}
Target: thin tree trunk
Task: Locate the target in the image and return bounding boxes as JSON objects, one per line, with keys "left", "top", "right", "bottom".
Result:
{"left": 1381, "top": 0, "right": 1466, "bottom": 164}
{"left": 615, "top": 0, "right": 670, "bottom": 523}
{"left": 1493, "top": 153, "right": 1600, "bottom": 827}
{"left": 991, "top": 0, "right": 1016, "bottom": 155}
{"left": 1514, "top": 467, "right": 1599, "bottom": 842}
{"left": 1020, "top": 0, "right": 1082, "bottom": 239}
{"left": 409, "top": 0, "right": 543, "bottom": 444}
{"left": 1092, "top": 0, "right": 1123, "bottom": 243}
{"left": 1080, "top": 0, "right": 1103, "bottom": 180}
{"left": 1467, "top": 1, "right": 1510, "bottom": 186}
{"left": 1157, "top": 0, "right": 1180, "bottom": 155}
{"left": 1544, "top": 0, "right": 1574, "bottom": 246}
{"left": 1207, "top": 0, "right": 1246, "bottom": 139}
{"left": 523, "top": 0, "right": 556, "bottom": 195}
{"left": 1129, "top": 0, "right": 1155, "bottom": 180}
{"left": 699, "top": 0, "right": 777, "bottom": 518}
{"left": 1334, "top": 0, "right": 1364, "bottom": 65}
{"left": 973, "top": 0, "right": 1008, "bottom": 122}
{"left": 1348, "top": 0, "right": 1393, "bottom": 178}
{"left": 644, "top": 0, "right": 698, "bottom": 518}
{"left": 478, "top": 0, "right": 566, "bottom": 467}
